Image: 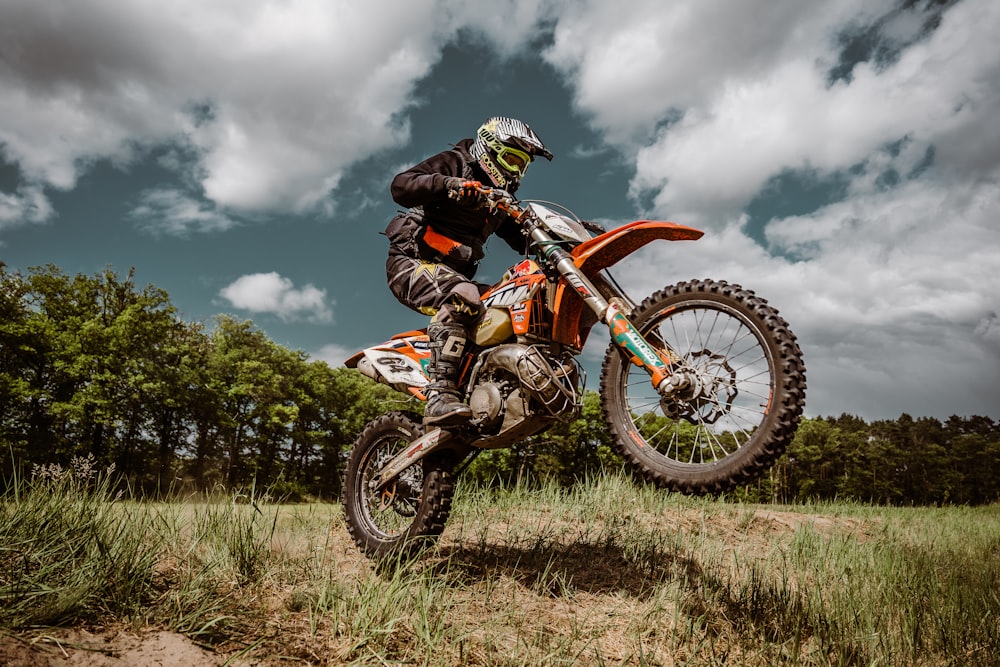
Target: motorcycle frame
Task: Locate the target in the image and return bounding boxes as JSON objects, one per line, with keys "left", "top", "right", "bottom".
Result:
{"left": 353, "top": 207, "right": 704, "bottom": 490}
{"left": 345, "top": 216, "right": 704, "bottom": 398}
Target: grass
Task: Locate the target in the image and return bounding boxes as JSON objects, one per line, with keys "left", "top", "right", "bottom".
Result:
{"left": 1, "top": 463, "right": 997, "bottom": 666}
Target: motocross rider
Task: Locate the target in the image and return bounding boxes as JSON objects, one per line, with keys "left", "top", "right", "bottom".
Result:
{"left": 384, "top": 116, "right": 553, "bottom": 427}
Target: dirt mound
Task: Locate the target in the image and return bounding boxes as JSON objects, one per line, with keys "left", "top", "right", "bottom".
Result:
{"left": 0, "top": 629, "right": 225, "bottom": 667}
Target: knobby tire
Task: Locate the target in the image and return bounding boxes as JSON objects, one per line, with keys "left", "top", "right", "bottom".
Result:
{"left": 342, "top": 411, "right": 457, "bottom": 559}
{"left": 600, "top": 279, "right": 807, "bottom": 493}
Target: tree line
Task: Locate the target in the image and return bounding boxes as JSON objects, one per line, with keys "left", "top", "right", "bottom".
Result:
{"left": 2, "top": 264, "right": 998, "bottom": 505}
{"left": 1, "top": 264, "right": 400, "bottom": 499}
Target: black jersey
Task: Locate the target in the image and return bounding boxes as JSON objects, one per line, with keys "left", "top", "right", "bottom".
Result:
{"left": 386, "top": 138, "right": 525, "bottom": 277}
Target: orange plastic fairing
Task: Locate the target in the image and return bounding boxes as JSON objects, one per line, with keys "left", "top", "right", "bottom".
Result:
{"left": 547, "top": 220, "right": 703, "bottom": 348}
{"left": 423, "top": 226, "right": 462, "bottom": 256}
{"left": 571, "top": 221, "right": 703, "bottom": 275}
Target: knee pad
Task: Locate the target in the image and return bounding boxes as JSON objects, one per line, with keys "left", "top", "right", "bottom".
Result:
{"left": 435, "top": 288, "right": 484, "bottom": 328}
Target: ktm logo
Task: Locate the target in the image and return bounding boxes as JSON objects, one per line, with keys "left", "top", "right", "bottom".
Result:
{"left": 485, "top": 282, "right": 532, "bottom": 308}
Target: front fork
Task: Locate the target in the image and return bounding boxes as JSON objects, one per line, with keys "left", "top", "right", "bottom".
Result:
{"left": 604, "top": 298, "right": 674, "bottom": 389}
{"left": 526, "top": 225, "right": 680, "bottom": 396}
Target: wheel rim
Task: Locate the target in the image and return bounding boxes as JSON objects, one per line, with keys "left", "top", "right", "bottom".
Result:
{"left": 358, "top": 432, "right": 424, "bottom": 539}
{"left": 620, "top": 300, "right": 776, "bottom": 465}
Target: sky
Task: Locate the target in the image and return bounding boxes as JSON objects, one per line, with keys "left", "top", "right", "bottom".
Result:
{"left": 2, "top": 0, "right": 999, "bottom": 421}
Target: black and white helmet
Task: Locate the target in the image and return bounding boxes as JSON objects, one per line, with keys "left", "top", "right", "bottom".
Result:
{"left": 470, "top": 116, "right": 553, "bottom": 188}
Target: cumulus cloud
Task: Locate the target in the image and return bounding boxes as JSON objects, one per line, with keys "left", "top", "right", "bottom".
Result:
{"left": 0, "top": 0, "right": 446, "bottom": 221}
{"left": 310, "top": 343, "right": 356, "bottom": 368}
{"left": 0, "top": 185, "right": 53, "bottom": 232}
{"left": 219, "top": 272, "right": 333, "bottom": 323}
{"left": 544, "top": 0, "right": 893, "bottom": 147}
{"left": 623, "top": 0, "right": 999, "bottom": 228}
{"left": 128, "top": 188, "right": 238, "bottom": 237}
{"left": 542, "top": 0, "right": 1000, "bottom": 226}
{"left": 542, "top": 0, "right": 1000, "bottom": 418}
{"left": 0, "top": 0, "right": 565, "bottom": 231}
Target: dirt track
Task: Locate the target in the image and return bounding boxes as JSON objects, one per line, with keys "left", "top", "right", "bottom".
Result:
{"left": 0, "top": 629, "right": 225, "bottom": 667}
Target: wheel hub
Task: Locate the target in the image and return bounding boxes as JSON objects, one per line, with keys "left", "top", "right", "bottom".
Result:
{"left": 659, "top": 349, "right": 738, "bottom": 424}
{"left": 369, "top": 445, "right": 422, "bottom": 516}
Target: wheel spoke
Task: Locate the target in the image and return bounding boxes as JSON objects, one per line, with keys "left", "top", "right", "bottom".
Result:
{"left": 364, "top": 450, "right": 424, "bottom": 537}
{"left": 615, "top": 297, "right": 782, "bottom": 467}
{"left": 343, "top": 411, "right": 460, "bottom": 559}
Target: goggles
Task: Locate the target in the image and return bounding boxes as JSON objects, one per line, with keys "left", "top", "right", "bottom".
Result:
{"left": 494, "top": 145, "right": 533, "bottom": 176}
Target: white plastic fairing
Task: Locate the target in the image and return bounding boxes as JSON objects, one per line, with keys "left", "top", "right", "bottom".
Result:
{"left": 526, "top": 203, "right": 592, "bottom": 243}
{"left": 359, "top": 349, "right": 428, "bottom": 388}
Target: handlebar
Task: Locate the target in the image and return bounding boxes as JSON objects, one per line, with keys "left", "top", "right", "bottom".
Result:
{"left": 446, "top": 181, "right": 608, "bottom": 237}
{"left": 447, "top": 180, "right": 523, "bottom": 219}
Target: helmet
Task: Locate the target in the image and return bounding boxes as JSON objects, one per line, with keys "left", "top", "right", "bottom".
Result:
{"left": 470, "top": 117, "right": 553, "bottom": 188}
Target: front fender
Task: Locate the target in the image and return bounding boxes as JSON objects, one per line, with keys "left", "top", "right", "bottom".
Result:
{"left": 571, "top": 220, "right": 703, "bottom": 275}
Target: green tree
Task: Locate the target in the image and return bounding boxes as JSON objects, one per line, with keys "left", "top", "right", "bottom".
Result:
{"left": 315, "top": 367, "right": 412, "bottom": 497}
{"left": 945, "top": 415, "right": 1000, "bottom": 504}
{"left": 0, "top": 267, "right": 35, "bottom": 469}
{"left": 1, "top": 266, "right": 207, "bottom": 490}
{"left": 14, "top": 266, "right": 103, "bottom": 464}
{"left": 205, "top": 316, "right": 281, "bottom": 489}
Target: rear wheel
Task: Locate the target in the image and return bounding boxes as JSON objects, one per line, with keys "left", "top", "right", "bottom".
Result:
{"left": 342, "top": 411, "right": 457, "bottom": 558}
{"left": 600, "top": 279, "right": 806, "bottom": 493}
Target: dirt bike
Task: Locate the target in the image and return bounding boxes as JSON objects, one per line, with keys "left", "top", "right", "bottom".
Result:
{"left": 342, "top": 185, "right": 806, "bottom": 558}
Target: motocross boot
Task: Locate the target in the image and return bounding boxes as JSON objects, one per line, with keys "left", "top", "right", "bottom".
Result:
{"left": 423, "top": 321, "right": 473, "bottom": 427}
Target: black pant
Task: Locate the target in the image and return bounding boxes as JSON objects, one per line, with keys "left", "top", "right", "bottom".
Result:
{"left": 385, "top": 252, "right": 487, "bottom": 331}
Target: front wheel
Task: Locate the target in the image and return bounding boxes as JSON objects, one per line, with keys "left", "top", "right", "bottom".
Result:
{"left": 600, "top": 279, "right": 806, "bottom": 494}
{"left": 342, "top": 411, "right": 457, "bottom": 558}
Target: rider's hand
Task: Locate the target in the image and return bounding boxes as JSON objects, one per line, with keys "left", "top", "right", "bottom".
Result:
{"left": 444, "top": 177, "right": 485, "bottom": 207}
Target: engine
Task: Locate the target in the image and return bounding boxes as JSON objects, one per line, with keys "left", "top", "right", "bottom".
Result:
{"left": 465, "top": 344, "right": 581, "bottom": 449}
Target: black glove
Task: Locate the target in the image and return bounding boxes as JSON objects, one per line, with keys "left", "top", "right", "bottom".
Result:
{"left": 444, "top": 177, "right": 485, "bottom": 207}
{"left": 489, "top": 188, "right": 513, "bottom": 203}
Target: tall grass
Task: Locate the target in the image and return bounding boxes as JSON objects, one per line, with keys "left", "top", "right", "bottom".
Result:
{"left": 0, "top": 456, "right": 160, "bottom": 627}
{"left": 1, "top": 465, "right": 997, "bottom": 665}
